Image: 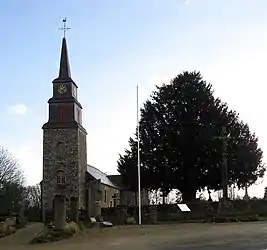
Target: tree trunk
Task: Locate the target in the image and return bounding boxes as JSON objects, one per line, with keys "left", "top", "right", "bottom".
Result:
{"left": 208, "top": 189, "right": 212, "bottom": 201}
{"left": 181, "top": 188, "right": 197, "bottom": 202}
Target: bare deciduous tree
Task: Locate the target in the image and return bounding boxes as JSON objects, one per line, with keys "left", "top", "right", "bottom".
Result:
{"left": 0, "top": 146, "right": 24, "bottom": 189}
{"left": 24, "top": 184, "right": 41, "bottom": 208}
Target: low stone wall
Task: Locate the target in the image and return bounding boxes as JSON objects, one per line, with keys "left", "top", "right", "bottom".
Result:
{"left": 101, "top": 199, "right": 267, "bottom": 224}
{"left": 101, "top": 206, "right": 128, "bottom": 224}
{"left": 0, "top": 217, "right": 17, "bottom": 238}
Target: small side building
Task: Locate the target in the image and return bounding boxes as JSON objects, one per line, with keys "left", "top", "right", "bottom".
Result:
{"left": 107, "top": 174, "right": 150, "bottom": 206}
{"left": 86, "top": 165, "right": 149, "bottom": 214}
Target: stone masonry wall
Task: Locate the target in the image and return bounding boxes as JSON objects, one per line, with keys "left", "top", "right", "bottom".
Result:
{"left": 78, "top": 129, "right": 87, "bottom": 209}
{"left": 101, "top": 200, "right": 267, "bottom": 225}
{"left": 120, "top": 190, "right": 150, "bottom": 206}
{"left": 100, "top": 184, "right": 119, "bottom": 208}
{"left": 42, "top": 128, "right": 86, "bottom": 221}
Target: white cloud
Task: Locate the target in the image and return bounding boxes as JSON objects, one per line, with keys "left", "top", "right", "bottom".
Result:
{"left": 8, "top": 103, "right": 28, "bottom": 116}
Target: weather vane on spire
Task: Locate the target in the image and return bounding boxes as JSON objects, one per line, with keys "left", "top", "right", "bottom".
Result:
{"left": 60, "top": 18, "right": 71, "bottom": 38}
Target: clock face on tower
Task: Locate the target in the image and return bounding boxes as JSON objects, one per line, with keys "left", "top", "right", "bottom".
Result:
{"left": 57, "top": 84, "right": 67, "bottom": 94}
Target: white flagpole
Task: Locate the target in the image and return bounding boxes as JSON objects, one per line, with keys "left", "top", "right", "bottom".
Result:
{"left": 137, "top": 84, "right": 142, "bottom": 225}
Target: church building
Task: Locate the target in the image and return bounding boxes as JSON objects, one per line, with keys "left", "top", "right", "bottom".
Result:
{"left": 41, "top": 35, "right": 149, "bottom": 222}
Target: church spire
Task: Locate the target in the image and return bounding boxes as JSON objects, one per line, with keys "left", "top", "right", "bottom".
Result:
{"left": 53, "top": 18, "right": 74, "bottom": 84}
{"left": 58, "top": 37, "right": 71, "bottom": 79}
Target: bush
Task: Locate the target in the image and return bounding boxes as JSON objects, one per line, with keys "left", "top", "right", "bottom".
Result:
{"left": 65, "top": 221, "right": 80, "bottom": 235}
{"left": 204, "top": 214, "right": 260, "bottom": 223}
{"left": 31, "top": 221, "right": 80, "bottom": 244}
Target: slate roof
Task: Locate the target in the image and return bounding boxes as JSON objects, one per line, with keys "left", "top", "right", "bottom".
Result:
{"left": 52, "top": 37, "right": 77, "bottom": 87}
{"left": 107, "top": 175, "right": 128, "bottom": 190}
{"left": 86, "top": 165, "right": 120, "bottom": 189}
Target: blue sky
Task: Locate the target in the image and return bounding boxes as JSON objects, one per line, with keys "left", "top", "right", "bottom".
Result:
{"left": 1, "top": 0, "right": 267, "bottom": 198}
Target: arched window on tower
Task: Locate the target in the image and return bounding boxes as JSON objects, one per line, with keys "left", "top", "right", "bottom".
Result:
{"left": 56, "top": 170, "right": 66, "bottom": 185}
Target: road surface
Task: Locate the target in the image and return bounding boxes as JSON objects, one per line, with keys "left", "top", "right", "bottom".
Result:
{"left": 1, "top": 222, "right": 267, "bottom": 249}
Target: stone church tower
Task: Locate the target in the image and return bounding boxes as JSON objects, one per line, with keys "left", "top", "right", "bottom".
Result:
{"left": 42, "top": 37, "right": 87, "bottom": 222}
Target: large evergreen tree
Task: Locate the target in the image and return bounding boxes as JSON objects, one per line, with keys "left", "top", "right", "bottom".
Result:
{"left": 118, "top": 71, "right": 265, "bottom": 201}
